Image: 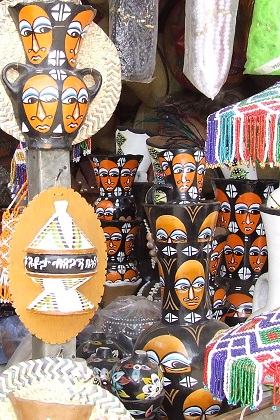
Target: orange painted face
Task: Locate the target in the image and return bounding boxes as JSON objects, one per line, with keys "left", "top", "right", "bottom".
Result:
{"left": 213, "top": 288, "right": 227, "bottom": 310}
{"left": 223, "top": 293, "right": 252, "bottom": 321}
{"left": 249, "top": 236, "right": 268, "bottom": 273}
{"left": 22, "top": 74, "right": 59, "bottom": 133}
{"left": 62, "top": 76, "right": 89, "bottom": 134}
{"left": 234, "top": 192, "right": 262, "bottom": 235}
{"left": 124, "top": 226, "right": 139, "bottom": 256}
{"left": 19, "top": 5, "right": 52, "bottom": 65}
{"left": 197, "top": 156, "right": 206, "bottom": 194}
{"left": 183, "top": 388, "right": 221, "bottom": 419}
{"left": 99, "top": 160, "right": 120, "bottom": 192}
{"left": 210, "top": 241, "right": 225, "bottom": 276}
{"left": 95, "top": 200, "right": 114, "bottom": 220}
{"left": 65, "top": 10, "right": 95, "bottom": 67}
{"left": 172, "top": 153, "right": 196, "bottom": 193}
{"left": 224, "top": 233, "right": 244, "bottom": 273}
{"left": 159, "top": 155, "right": 171, "bottom": 177}
{"left": 198, "top": 211, "right": 218, "bottom": 243}
{"left": 103, "top": 226, "right": 122, "bottom": 255}
{"left": 106, "top": 271, "right": 122, "bottom": 283}
{"left": 120, "top": 160, "right": 138, "bottom": 191}
{"left": 123, "top": 269, "right": 138, "bottom": 282}
{"left": 215, "top": 189, "right": 231, "bottom": 229}
{"left": 144, "top": 335, "right": 191, "bottom": 374}
{"left": 156, "top": 215, "right": 187, "bottom": 243}
{"left": 175, "top": 260, "right": 205, "bottom": 311}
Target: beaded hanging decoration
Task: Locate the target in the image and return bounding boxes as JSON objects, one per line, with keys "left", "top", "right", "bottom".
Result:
{"left": 9, "top": 141, "right": 26, "bottom": 197}
{"left": 204, "top": 307, "right": 280, "bottom": 410}
{"left": 0, "top": 181, "right": 27, "bottom": 304}
{"left": 206, "top": 81, "right": 280, "bottom": 168}
{"left": 72, "top": 138, "right": 92, "bottom": 163}
{"left": 9, "top": 138, "right": 92, "bottom": 193}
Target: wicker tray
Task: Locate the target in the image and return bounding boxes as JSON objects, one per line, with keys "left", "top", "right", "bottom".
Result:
{"left": 0, "top": 357, "right": 132, "bottom": 419}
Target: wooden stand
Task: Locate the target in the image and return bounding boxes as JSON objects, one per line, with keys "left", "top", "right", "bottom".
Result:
{"left": 218, "top": 396, "right": 279, "bottom": 419}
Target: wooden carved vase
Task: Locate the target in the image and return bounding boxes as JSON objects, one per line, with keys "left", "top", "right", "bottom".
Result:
{"left": 134, "top": 202, "right": 228, "bottom": 420}
{"left": 89, "top": 154, "right": 143, "bottom": 306}
{"left": 3, "top": 0, "right": 102, "bottom": 150}
{"left": 211, "top": 178, "right": 278, "bottom": 326}
{"left": 146, "top": 136, "right": 206, "bottom": 203}
{"left": 2, "top": 63, "right": 101, "bottom": 150}
{"left": 89, "top": 154, "right": 143, "bottom": 221}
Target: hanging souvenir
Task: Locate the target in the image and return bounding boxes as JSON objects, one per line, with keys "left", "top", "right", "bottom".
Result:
{"left": 163, "top": 0, "right": 254, "bottom": 92}
{"left": 8, "top": 186, "right": 107, "bottom": 344}
{"left": 245, "top": 0, "right": 280, "bottom": 75}
{"left": 109, "top": 0, "right": 158, "bottom": 82}
{"left": 0, "top": 0, "right": 122, "bottom": 148}
{"left": 183, "top": 0, "right": 239, "bottom": 99}
{"left": 205, "top": 81, "right": 280, "bottom": 168}
{"left": 0, "top": 182, "right": 27, "bottom": 306}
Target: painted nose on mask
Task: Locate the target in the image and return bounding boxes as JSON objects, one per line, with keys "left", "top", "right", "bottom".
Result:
{"left": 37, "top": 101, "right": 47, "bottom": 121}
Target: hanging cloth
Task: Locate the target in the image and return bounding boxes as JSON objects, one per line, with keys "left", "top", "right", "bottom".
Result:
{"left": 109, "top": 0, "right": 158, "bottom": 82}
{"left": 183, "top": 0, "right": 239, "bottom": 99}
{"left": 245, "top": 0, "right": 280, "bottom": 76}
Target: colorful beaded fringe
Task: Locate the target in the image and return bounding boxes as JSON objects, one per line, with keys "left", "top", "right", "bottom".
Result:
{"left": 0, "top": 182, "right": 27, "bottom": 304}
{"left": 9, "top": 142, "right": 26, "bottom": 197}
{"left": 204, "top": 307, "right": 280, "bottom": 409}
{"left": 9, "top": 138, "right": 92, "bottom": 193}
{"left": 205, "top": 82, "right": 280, "bottom": 168}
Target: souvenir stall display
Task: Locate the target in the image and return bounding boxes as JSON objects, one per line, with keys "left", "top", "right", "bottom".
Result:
{"left": 0, "top": 0, "right": 121, "bottom": 148}
{"left": 205, "top": 81, "right": 280, "bottom": 327}
{"left": 0, "top": 0, "right": 133, "bottom": 417}
{"left": 0, "top": 0, "right": 122, "bottom": 191}
{"left": 0, "top": 0, "right": 122, "bottom": 318}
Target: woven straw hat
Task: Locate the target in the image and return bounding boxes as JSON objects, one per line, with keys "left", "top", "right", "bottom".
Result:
{"left": 0, "top": 0, "right": 122, "bottom": 145}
